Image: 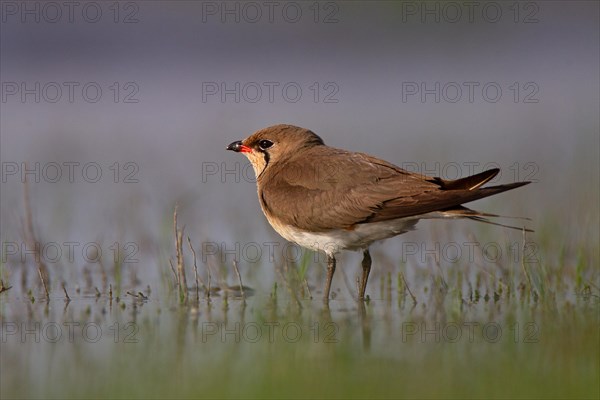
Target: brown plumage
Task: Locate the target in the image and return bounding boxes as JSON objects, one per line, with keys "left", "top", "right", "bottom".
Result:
{"left": 227, "top": 124, "right": 531, "bottom": 301}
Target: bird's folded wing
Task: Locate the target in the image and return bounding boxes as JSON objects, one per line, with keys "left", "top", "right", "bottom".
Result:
{"left": 260, "top": 148, "right": 456, "bottom": 231}
{"left": 260, "top": 147, "right": 528, "bottom": 232}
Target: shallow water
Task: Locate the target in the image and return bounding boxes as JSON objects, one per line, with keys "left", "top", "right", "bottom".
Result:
{"left": 1, "top": 253, "right": 598, "bottom": 399}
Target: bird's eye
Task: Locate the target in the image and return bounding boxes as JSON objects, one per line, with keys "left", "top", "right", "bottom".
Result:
{"left": 258, "top": 139, "right": 273, "bottom": 150}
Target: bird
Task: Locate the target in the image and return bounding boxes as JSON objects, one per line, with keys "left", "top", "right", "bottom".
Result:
{"left": 226, "top": 124, "right": 531, "bottom": 301}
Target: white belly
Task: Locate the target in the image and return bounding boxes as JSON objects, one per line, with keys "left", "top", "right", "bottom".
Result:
{"left": 269, "top": 217, "right": 421, "bottom": 256}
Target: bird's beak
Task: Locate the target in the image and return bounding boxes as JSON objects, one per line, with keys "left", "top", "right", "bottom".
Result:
{"left": 227, "top": 140, "right": 251, "bottom": 153}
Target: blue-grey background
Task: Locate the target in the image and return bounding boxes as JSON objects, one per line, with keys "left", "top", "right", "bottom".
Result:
{"left": 1, "top": 1, "right": 598, "bottom": 288}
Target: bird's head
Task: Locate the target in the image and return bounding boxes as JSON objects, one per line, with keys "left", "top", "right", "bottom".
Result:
{"left": 227, "top": 124, "right": 324, "bottom": 179}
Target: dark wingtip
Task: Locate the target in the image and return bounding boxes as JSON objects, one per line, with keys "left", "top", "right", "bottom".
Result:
{"left": 437, "top": 168, "right": 502, "bottom": 190}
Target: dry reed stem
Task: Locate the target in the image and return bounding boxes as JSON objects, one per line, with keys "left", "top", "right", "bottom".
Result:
{"left": 38, "top": 268, "right": 49, "bottom": 300}
{"left": 168, "top": 259, "right": 178, "bottom": 287}
{"left": 232, "top": 260, "right": 245, "bottom": 299}
{"left": 521, "top": 228, "right": 534, "bottom": 295}
{"left": 23, "top": 169, "right": 50, "bottom": 296}
{"left": 304, "top": 279, "right": 312, "bottom": 300}
{"left": 62, "top": 282, "right": 70, "bottom": 301}
{"left": 187, "top": 237, "right": 207, "bottom": 301}
{"left": 399, "top": 271, "right": 417, "bottom": 304}
{"left": 173, "top": 205, "right": 188, "bottom": 300}
{"left": 206, "top": 258, "right": 212, "bottom": 301}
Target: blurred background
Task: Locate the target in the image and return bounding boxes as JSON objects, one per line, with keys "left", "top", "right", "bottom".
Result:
{"left": 1, "top": 2, "right": 599, "bottom": 399}
{"left": 1, "top": 1, "right": 598, "bottom": 290}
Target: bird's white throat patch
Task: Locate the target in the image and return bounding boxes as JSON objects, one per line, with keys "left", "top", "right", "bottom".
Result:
{"left": 243, "top": 151, "right": 268, "bottom": 178}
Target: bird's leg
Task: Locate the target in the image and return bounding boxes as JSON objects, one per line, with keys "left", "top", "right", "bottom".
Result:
{"left": 323, "top": 255, "right": 336, "bottom": 301}
{"left": 358, "top": 249, "right": 372, "bottom": 300}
